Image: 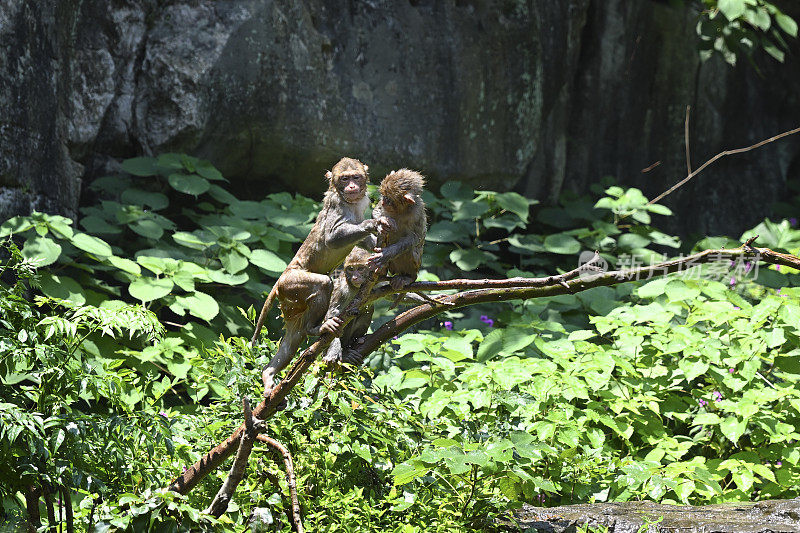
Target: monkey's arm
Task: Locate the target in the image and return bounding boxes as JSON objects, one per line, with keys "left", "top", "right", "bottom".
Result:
{"left": 325, "top": 217, "right": 378, "bottom": 249}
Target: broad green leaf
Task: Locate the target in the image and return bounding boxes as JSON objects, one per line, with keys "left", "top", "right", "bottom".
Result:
{"left": 168, "top": 173, "right": 210, "bottom": 195}
{"left": 129, "top": 277, "right": 174, "bottom": 302}
{"left": 121, "top": 189, "right": 169, "bottom": 210}
{"left": 221, "top": 250, "right": 248, "bottom": 274}
{"left": 195, "top": 160, "right": 226, "bottom": 181}
{"left": 107, "top": 255, "right": 142, "bottom": 275}
{"left": 495, "top": 192, "right": 531, "bottom": 222}
{"left": 121, "top": 157, "right": 158, "bottom": 176}
{"left": 129, "top": 219, "right": 164, "bottom": 240}
{"left": 173, "top": 231, "right": 215, "bottom": 249}
{"left": 21, "top": 236, "right": 61, "bottom": 266}
{"left": 39, "top": 274, "right": 86, "bottom": 305}
{"left": 427, "top": 221, "right": 470, "bottom": 243}
{"left": 250, "top": 249, "right": 288, "bottom": 273}
{"left": 543, "top": 233, "right": 581, "bottom": 255}
{"left": 718, "top": 0, "right": 747, "bottom": 21}
{"left": 449, "top": 248, "right": 493, "bottom": 270}
{"left": 175, "top": 291, "right": 219, "bottom": 321}
{"left": 0, "top": 216, "right": 34, "bottom": 237}
{"left": 720, "top": 416, "right": 747, "bottom": 444}
{"left": 71, "top": 233, "right": 113, "bottom": 257}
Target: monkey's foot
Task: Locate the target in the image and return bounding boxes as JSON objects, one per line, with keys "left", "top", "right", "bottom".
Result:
{"left": 389, "top": 275, "right": 413, "bottom": 290}
{"left": 341, "top": 348, "right": 365, "bottom": 366}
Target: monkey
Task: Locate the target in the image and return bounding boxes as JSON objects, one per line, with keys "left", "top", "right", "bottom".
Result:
{"left": 321, "top": 246, "right": 376, "bottom": 367}
{"left": 253, "top": 157, "right": 378, "bottom": 395}
{"left": 367, "top": 169, "right": 427, "bottom": 291}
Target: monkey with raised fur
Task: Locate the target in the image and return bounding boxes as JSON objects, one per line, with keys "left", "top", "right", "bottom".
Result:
{"left": 321, "top": 246, "right": 375, "bottom": 366}
{"left": 253, "top": 157, "right": 378, "bottom": 395}
{"left": 368, "top": 169, "right": 427, "bottom": 291}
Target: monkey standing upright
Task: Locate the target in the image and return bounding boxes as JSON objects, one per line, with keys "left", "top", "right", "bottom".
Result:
{"left": 321, "top": 246, "right": 376, "bottom": 366}
{"left": 368, "top": 169, "right": 427, "bottom": 290}
{"left": 253, "top": 157, "right": 378, "bottom": 395}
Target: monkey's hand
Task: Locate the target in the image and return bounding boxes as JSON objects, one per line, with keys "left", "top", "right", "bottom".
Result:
{"left": 360, "top": 218, "right": 380, "bottom": 234}
{"left": 319, "top": 316, "right": 344, "bottom": 336}
{"left": 367, "top": 249, "right": 386, "bottom": 270}
{"left": 342, "top": 348, "right": 365, "bottom": 366}
{"left": 377, "top": 216, "right": 396, "bottom": 235}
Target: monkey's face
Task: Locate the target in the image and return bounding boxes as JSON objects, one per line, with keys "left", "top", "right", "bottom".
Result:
{"left": 345, "top": 264, "right": 368, "bottom": 288}
{"left": 336, "top": 171, "right": 368, "bottom": 203}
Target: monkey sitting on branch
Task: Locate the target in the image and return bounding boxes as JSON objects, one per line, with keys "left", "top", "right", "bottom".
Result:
{"left": 368, "top": 169, "right": 427, "bottom": 291}
{"left": 320, "top": 246, "right": 376, "bottom": 367}
{"left": 252, "top": 157, "right": 379, "bottom": 396}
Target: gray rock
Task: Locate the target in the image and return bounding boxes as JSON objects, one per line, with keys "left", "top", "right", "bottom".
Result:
{"left": 510, "top": 499, "right": 800, "bottom": 533}
{"left": 2, "top": 0, "right": 799, "bottom": 237}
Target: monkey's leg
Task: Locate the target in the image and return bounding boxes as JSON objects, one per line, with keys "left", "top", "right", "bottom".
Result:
{"left": 262, "top": 326, "right": 306, "bottom": 396}
{"left": 261, "top": 270, "right": 332, "bottom": 397}
{"left": 322, "top": 337, "right": 343, "bottom": 364}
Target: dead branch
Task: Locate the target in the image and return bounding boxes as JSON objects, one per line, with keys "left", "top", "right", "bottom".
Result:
{"left": 170, "top": 244, "right": 799, "bottom": 497}
{"left": 257, "top": 435, "right": 303, "bottom": 533}
{"left": 205, "top": 398, "right": 265, "bottom": 517}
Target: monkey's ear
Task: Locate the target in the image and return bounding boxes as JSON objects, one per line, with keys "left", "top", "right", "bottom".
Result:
{"left": 403, "top": 192, "right": 416, "bottom": 204}
{"left": 326, "top": 170, "right": 333, "bottom": 181}
{"left": 363, "top": 165, "right": 369, "bottom": 173}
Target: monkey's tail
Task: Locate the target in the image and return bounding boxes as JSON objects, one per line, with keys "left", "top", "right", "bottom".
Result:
{"left": 251, "top": 285, "right": 278, "bottom": 346}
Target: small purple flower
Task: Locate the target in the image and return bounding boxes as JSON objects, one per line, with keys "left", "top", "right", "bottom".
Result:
{"left": 712, "top": 391, "right": 723, "bottom": 402}
{"left": 744, "top": 261, "right": 753, "bottom": 273}
{"left": 728, "top": 368, "right": 735, "bottom": 374}
{"left": 159, "top": 411, "right": 168, "bottom": 418}
{"left": 776, "top": 461, "right": 783, "bottom": 467}
{"left": 698, "top": 399, "right": 708, "bottom": 407}
{"left": 729, "top": 260, "right": 736, "bottom": 267}
{"left": 729, "top": 276, "right": 737, "bottom": 287}
{"left": 734, "top": 306, "right": 740, "bottom": 310}
{"left": 790, "top": 217, "right": 798, "bottom": 227}
{"left": 444, "top": 321, "right": 453, "bottom": 331}
{"left": 776, "top": 265, "right": 781, "bottom": 272}
{"left": 480, "top": 315, "right": 495, "bottom": 327}
{"left": 183, "top": 465, "right": 187, "bottom": 473}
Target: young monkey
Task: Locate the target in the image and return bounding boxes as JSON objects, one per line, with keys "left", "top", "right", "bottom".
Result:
{"left": 367, "top": 169, "right": 427, "bottom": 290}
{"left": 253, "top": 157, "right": 378, "bottom": 396}
{"left": 321, "top": 246, "right": 375, "bottom": 366}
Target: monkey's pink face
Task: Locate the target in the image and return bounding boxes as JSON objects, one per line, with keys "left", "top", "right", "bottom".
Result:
{"left": 337, "top": 173, "right": 368, "bottom": 203}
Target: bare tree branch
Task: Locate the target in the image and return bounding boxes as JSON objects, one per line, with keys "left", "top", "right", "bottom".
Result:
{"left": 257, "top": 435, "right": 303, "bottom": 533}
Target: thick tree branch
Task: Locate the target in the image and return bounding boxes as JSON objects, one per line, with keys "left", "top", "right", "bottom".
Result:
{"left": 170, "top": 243, "right": 798, "bottom": 496}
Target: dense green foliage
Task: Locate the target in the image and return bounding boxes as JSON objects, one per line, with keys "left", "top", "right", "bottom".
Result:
{"left": 1, "top": 154, "right": 800, "bottom": 531}
{"left": 696, "top": 0, "right": 798, "bottom": 64}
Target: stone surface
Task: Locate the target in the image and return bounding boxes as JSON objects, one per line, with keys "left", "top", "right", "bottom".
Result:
{"left": 509, "top": 499, "right": 800, "bottom": 533}
{"left": 1, "top": 0, "right": 800, "bottom": 236}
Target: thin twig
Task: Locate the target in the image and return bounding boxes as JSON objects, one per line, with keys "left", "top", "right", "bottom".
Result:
{"left": 257, "top": 435, "right": 303, "bottom": 533}
{"left": 647, "top": 125, "right": 800, "bottom": 207}
{"left": 685, "top": 105, "right": 692, "bottom": 177}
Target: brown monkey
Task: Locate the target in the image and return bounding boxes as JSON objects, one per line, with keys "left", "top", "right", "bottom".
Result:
{"left": 253, "top": 157, "right": 378, "bottom": 395}
{"left": 367, "top": 169, "right": 427, "bottom": 290}
{"left": 321, "top": 246, "right": 376, "bottom": 366}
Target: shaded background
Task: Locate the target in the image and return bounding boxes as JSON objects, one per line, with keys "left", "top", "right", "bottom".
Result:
{"left": 1, "top": 0, "right": 799, "bottom": 237}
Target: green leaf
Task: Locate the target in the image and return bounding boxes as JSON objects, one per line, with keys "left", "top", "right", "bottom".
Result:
{"left": 39, "top": 274, "right": 86, "bottom": 305}
{"left": 21, "top": 236, "right": 62, "bottom": 266}
{"left": 107, "top": 255, "right": 142, "bottom": 275}
{"left": 121, "top": 157, "right": 158, "bottom": 176}
{"left": 449, "top": 248, "right": 492, "bottom": 270}
{"left": 717, "top": 0, "right": 747, "bottom": 21}
{"left": 168, "top": 173, "right": 210, "bottom": 195}
{"left": 221, "top": 250, "right": 248, "bottom": 274}
{"left": 0, "top": 216, "right": 34, "bottom": 237}
{"left": 776, "top": 13, "right": 798, "bottom": 37}
{"left": 121, "top": 189, "right": 169, "bottom": 210}
{"left": 71, "top": 233, "right": 113, "bottom": 257}
{"left": 173, "top": 231, "right": 215, "bottom": 250}
{"left": 427, "top": 221, "right": 470, "bottom": 243}
{"left": 195, "top": 161, "right": 226, "bottom": 181}
{"left": 720, "top": 416, "right": 747, "bottom": 444}
{"left": 392, "top": 462, "right": 428, "bottom": 485}
{"left": 129, "top": 277, "right": 174, "bottom": 302}
{"left": 495, "top": 192, "right": 531, "bottom": 222}
{"left": 80, "top": 215, "right": 122, "bottom": 235}
{"left": 129, "top": 219, "right": 164, "bottom": 240}
{"left": 175, "top": 291, "right": 219, "bottom": 321}
{"left": 250, "top": 249, "right": 288, "bottom": 274}
{"left": 543, "top": 233, "right": 581, "bottom": 255}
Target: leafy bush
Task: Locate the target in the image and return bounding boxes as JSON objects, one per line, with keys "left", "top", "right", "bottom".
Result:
{"left": 2, "top": 154, "right": 800, "bottom": 531}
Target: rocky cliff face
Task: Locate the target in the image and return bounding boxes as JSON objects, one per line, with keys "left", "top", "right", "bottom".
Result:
{"left": 1, "top": 0, "right": 798, "bottom": 236}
